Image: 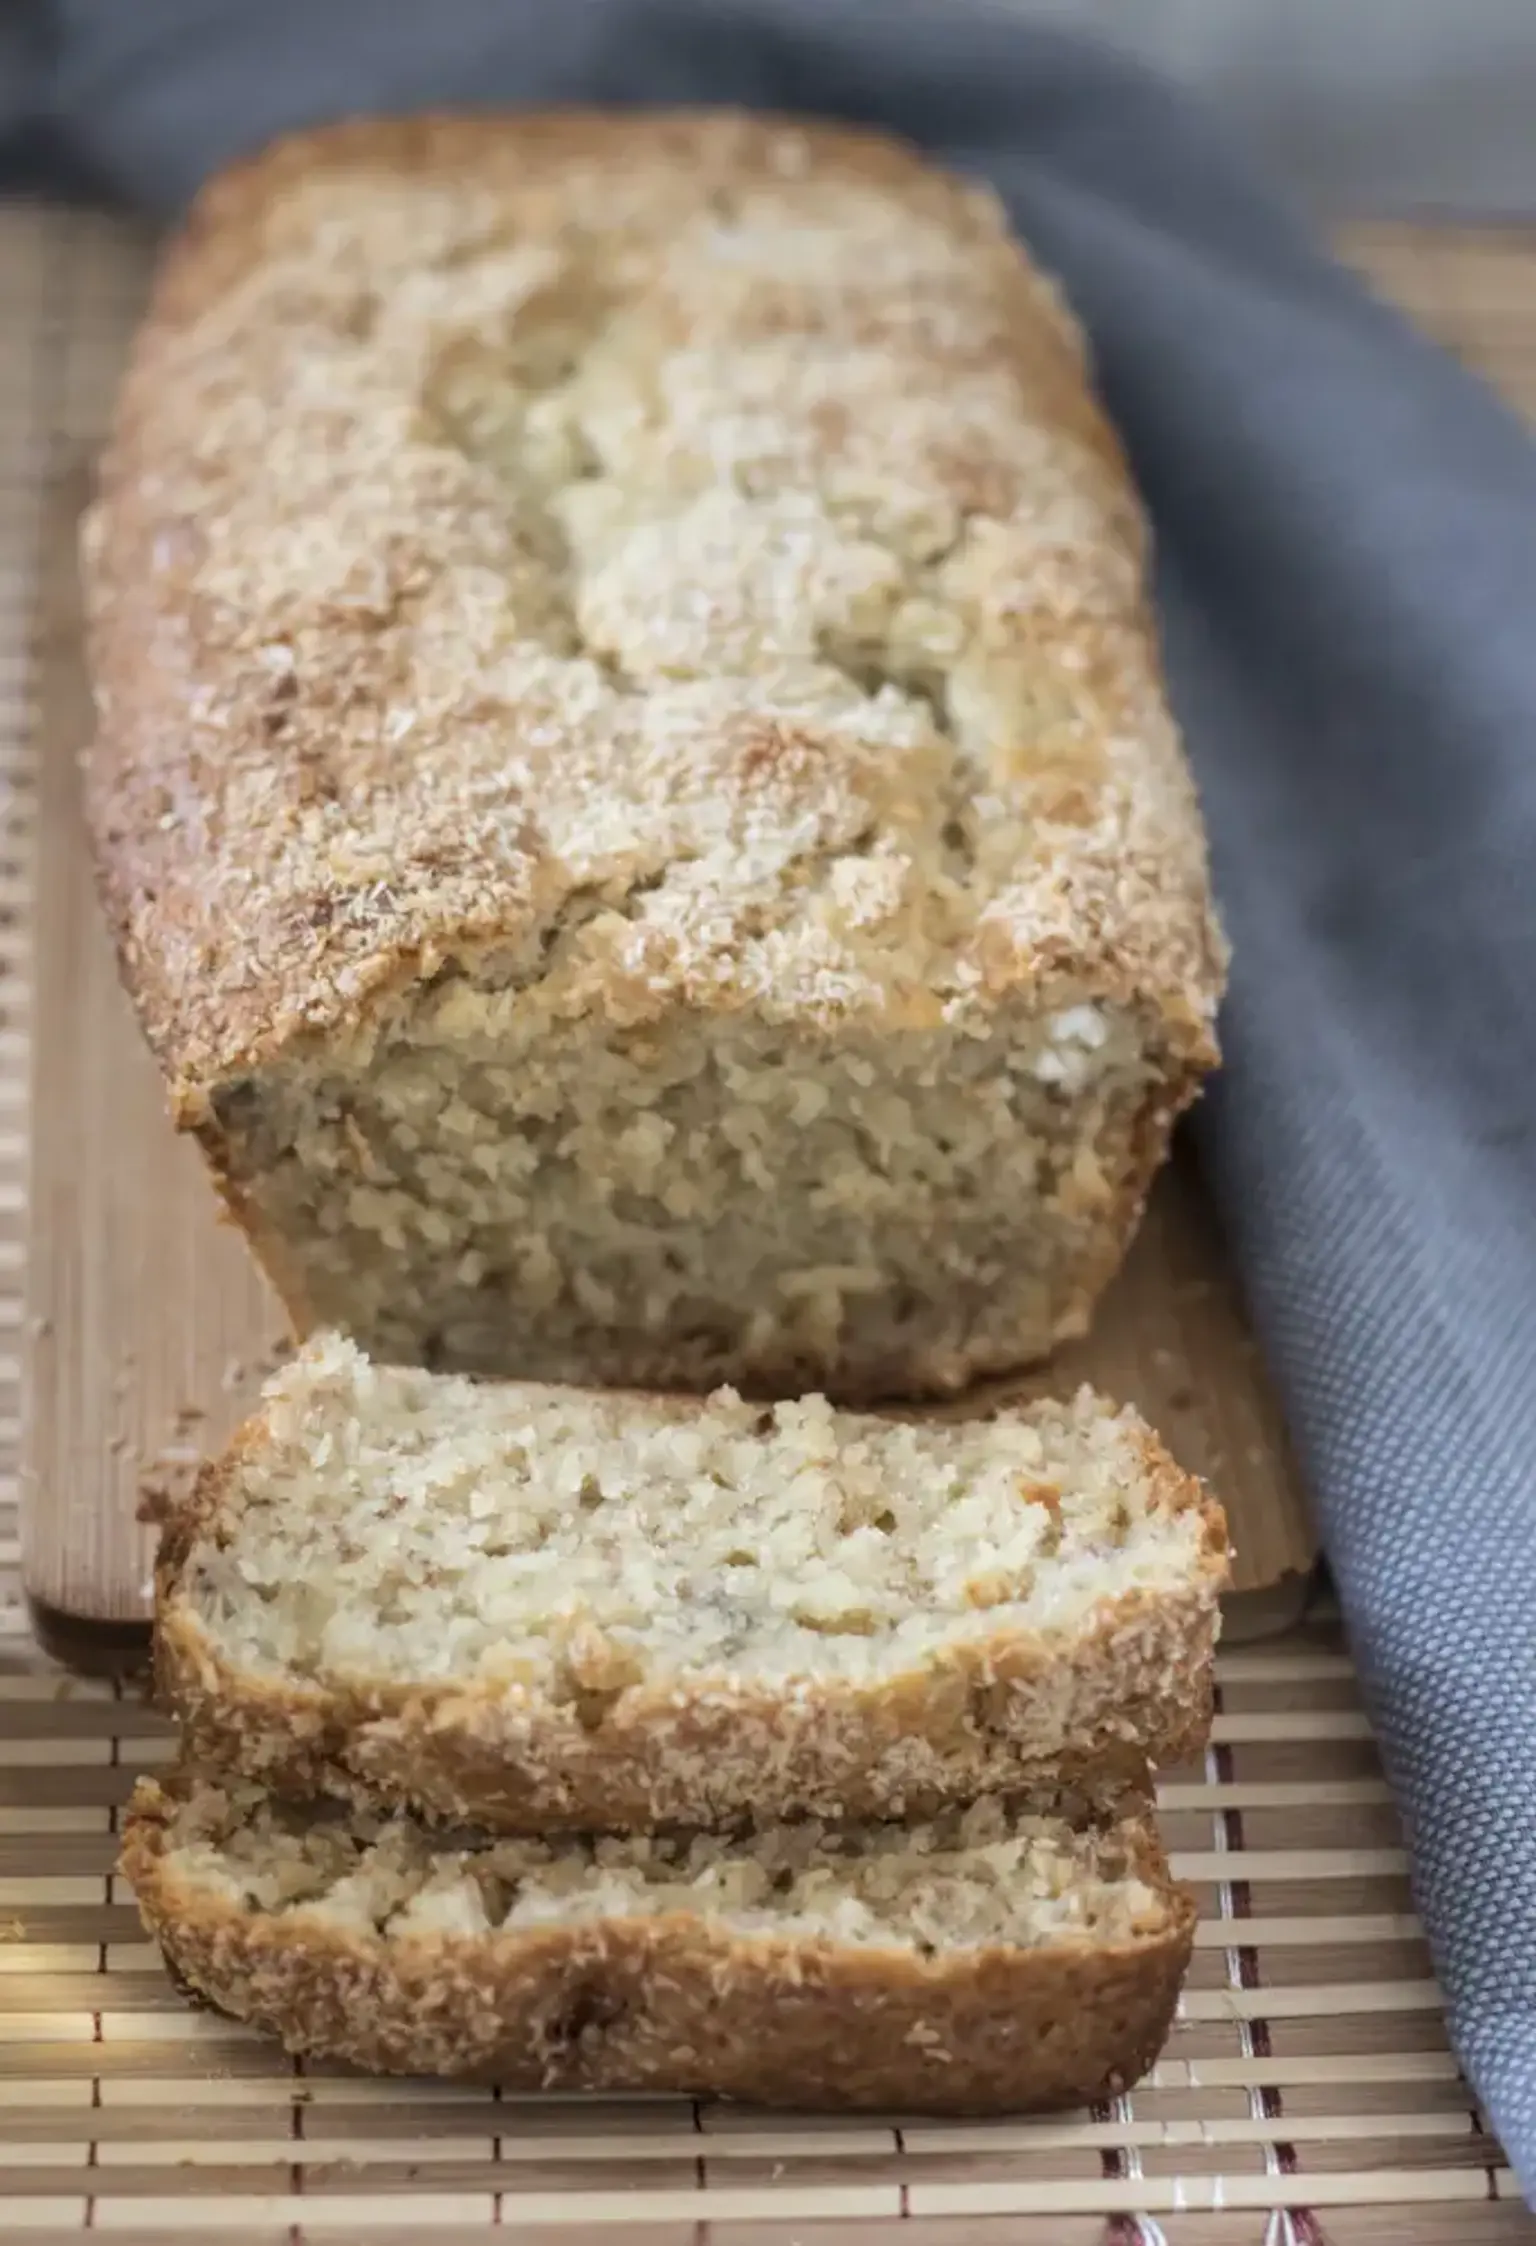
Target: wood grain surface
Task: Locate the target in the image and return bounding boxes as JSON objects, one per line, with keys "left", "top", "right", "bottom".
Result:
{"left": 21, "top": 459, "right": 285, "bottom": 1663}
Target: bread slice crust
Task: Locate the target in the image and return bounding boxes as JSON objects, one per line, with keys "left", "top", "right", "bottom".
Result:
{"left": 154, "top": 1340, "right": 1229, "bottom": 1834}
{"left": 122, "top": 1769, "right": 1196, "bottom": 2113}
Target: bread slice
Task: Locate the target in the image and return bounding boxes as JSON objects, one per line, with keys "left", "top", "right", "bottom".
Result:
{"left": 156, "top": 1334, "right": 1228, "bottom": 1833}
{"left": 122, "top": 1766, "right": 1195, "bottom": 2111}
{"left": 85, "top": 109, "right": 1224, "bottom": 1406}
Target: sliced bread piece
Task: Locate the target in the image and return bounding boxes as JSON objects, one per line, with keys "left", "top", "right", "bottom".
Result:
{"left": 122, "top": 1766, "right": 1195, "bottom": 2111}
{"left": 156, "top": 1335, "right": 1228, "bottom": 1832}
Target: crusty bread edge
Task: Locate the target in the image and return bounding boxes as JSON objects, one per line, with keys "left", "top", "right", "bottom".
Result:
{"left": 154, "top": 1406, "right": 1229, "bottom": 1834}
{"left": 120, "top": 1769, "right": 1196, "bottom": 2112}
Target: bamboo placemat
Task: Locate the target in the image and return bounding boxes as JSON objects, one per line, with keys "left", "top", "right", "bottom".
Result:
{"left": 2, "top": 204, "right": 1536, "bottom": 2243}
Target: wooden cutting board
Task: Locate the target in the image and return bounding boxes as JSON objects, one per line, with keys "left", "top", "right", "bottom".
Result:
{"left": 19, "top": 463, "right": 1317, "bottom": 1668}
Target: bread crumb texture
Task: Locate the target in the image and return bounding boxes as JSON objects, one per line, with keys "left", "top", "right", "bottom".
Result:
{"left": 157, "top": 1334, "right": 1226, "bottom": 1830}
{"left": 122, "top": 1764, "right": 1195, "bottom": 2107}
{"left": 87, "top": 111, "right": 1225, "bottom": 1398}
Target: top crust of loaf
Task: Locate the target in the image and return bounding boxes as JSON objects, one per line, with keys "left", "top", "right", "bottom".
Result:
{"left": 83, "top": 107, "right": 1223, "bottom": 1119}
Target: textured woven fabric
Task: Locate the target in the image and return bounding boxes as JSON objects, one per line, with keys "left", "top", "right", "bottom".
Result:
{"left": 8, "top": 0, "right": 1536, "bottom": 2199}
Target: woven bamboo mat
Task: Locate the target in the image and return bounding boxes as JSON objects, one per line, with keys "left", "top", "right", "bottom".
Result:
{"left": 1, "top": 203, "right": 1535, "bottom": 2243}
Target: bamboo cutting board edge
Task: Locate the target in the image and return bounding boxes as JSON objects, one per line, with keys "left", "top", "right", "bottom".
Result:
{"left": 21, "top": 449, "right": 288, "bottom": 1664}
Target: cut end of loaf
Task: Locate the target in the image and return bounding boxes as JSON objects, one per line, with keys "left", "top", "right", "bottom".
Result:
{"left": 203, "top": 980, "right": 1207, "bottom": 1402}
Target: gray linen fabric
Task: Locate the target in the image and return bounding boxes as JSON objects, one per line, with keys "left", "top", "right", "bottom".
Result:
{"left": 6, "top": 0, "right": 1536, "bottom": 2200}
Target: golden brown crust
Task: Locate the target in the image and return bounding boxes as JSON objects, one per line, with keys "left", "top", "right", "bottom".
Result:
{"left": 155, "top": 1595, "right": 1215, "bottom": 1833}
{"left": 121, "top": 1772, "right": 1196, "bottom": 2111}
{"left": 84, "top": 106, "right": 1223, "bottom": 1123}
{"left": 153, "top": 1386, "right": 1228, "bottom": 1835}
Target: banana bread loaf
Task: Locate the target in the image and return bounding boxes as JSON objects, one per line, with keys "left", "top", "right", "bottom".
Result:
{"left": 85, "top": 109, "right": 1224, "bottom": 1400}
{"left": 122, "top": 1766, "right": 1195, "bottom": 2111}
{"left": 154, "top": 1334, "right": 1227, "bottom": 1833}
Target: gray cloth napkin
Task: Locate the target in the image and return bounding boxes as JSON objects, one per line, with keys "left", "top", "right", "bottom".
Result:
{"left": 9, "top": 0, "right": 1536, "bottom": 2198}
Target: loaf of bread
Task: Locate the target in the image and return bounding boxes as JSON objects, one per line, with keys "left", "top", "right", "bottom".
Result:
{"left": 154, "top": 1334, "right": 1226, "bottom": 1833}
{"left": 84, "top": 110, "right": 1224, "bottom": 1403}
{"left": 122, "top": 1766, "right": 1194, "bottom": 2110}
